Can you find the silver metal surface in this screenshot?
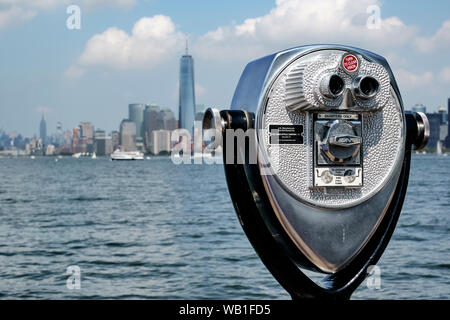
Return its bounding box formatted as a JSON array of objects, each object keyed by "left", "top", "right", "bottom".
[
  {"left": 282, "top": 51, "right": 390, "bottom": 112},
  {"left": 203, "top": 107, "right": 223, "bottom": 150},
  {"left": 230, "top": 45, "right": 406, "bottom": 273},
  {"left": 352, "top": 75, "right": 380, "bottom": 100},
  {"left": 260, "top": 51, "right": 404, "bottom": 207},
  {"left": 319, "top": 74, "right": 345, "bottom": 100},
  {"left": 415, "top": 111, "right": 430, "bottom": 150}
]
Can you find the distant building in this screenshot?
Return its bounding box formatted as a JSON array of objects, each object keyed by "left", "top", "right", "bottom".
[
  {"left": 79, "top": 122, "right": 94, "bottom": 141},
  {"left": 196, "top": 104, "right": 206, "bottom": 113},
  {"left": 195, "top": 105, "right": 205, "bottom": 122},
  {"left": 129, "top": 104, "right": 145, "bottom": 151},
  {"left": 55, "top": 122, "right": 64, "bottom": 146},
  {"left": 144, "top": 104, "right": 160, "bottom": 150},
  {"left": 72, "top": 128, "right": 80, "bottom": 153},
  {"left": 78, "top": 137, "right": 88, "bottom": 153},
  {"left": 79, "top": 122, "right": 94, "bottom": 153},
  {"left": 412, "top": 104, "right": 426, "bottom": 114},
  {"left": 446, "top": 98, "right": 450, "bottom": 148},
  {"left": 438, "top": 106, "right": 448, "bottom": 125},
  {"left": 25, "top": 137, "right": 42, "bottom": 155},
  {"left": 111, "top": 130, "right": 120, "bottom": 151},
  {"left": 440, "top": 124, "right": 447, "bottom": 142},
  {"left": 178, "top": 43, "right": 196, "bottom": 137},
  {"left": 426, "top": 113, "right": 441, "bottom": 148},
  {"left": 45, "top": 144, "right": 55, "bottom": 156},
  {"left": 144, "top": 105, "right": 176, "bottom": 152},
  {"left": 157, "top": 108, "right": 177, "bottom": 131},
  {"left": 94, "top": 130, "right": 112, "bottom": 156},
  {"left": 39, "top": 114, "right": 47, "bottom": 144},
  {"left": 119, "top": 119, "right": 136, "bottom": 151},
  {"left": 129, "top": 104, "right": 144, "bottom": 138},
  {"left": 152, "top": 130, "right": 171, "bottom": 155},
  {"left": 94, "top": 129, "right": 104, "bottom": 139}
]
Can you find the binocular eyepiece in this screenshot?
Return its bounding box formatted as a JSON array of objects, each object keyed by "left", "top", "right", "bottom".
[
  {"left": 203, "top": 45, "right": 429, "bottom": 299},
  {"left": 319, "top": 73, "right": 380, "bottom": 101},
  {"left": 352, "top": 75, "right": 380, "bottom": 99}
]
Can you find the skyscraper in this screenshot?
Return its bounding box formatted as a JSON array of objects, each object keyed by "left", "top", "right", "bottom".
[
  {"left": 119, "top": 120, "right": 137, "bottom": 152},
  {"left": 94, "top": 130, "right": 112, "bottom": 156},
  {"left": 425, "top": 113, "right": 441, "bottom": 148},
  {"left": 438, "top": 106, "right": 448, "bottom": 124},
  {"left": 446, "top": 98, "right": 450, "bottom": 148},
  {"left": 152, "top": 130, "right": 172, "bottom": 155},
  {"left": 128, "top": 104, "right": 145, "bottom": 138},
  {"left": 178, "top": 42, "right": 196, "bottom": 137},
  {"left": 144, "top": 104, "right": 160, "bottom": 149},
  {"left": 157, "top": 108, "right": 177, "bottom": 131},
  {"left": 55, "top": 122, "right": 63, "bottom": 146},
  {"left": 79, "top": 122, "right": 94, "bottom": 141},
  {"left": 39, "top": 114, "right": 47, "bottom": 144},
  {"left": 111, "top": 130, "right": 120, "bottom": 151},
  {"left": 79, "top": 122, "right": 95, "bottom": 153},
  {"left": 412, "top": 104, "right": 426, "bottom": 114},
  {"left": 129, "top": 103, "right": 145, "bottom": 151}
]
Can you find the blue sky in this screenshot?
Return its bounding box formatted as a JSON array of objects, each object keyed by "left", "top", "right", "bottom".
[{"left": 0, "top": 0, "right": 449, "bottom": 137}]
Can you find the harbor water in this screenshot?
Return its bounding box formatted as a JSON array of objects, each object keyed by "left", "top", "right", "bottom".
[{"left": 0, "top": 155, "right": 448, "bottom": 299}]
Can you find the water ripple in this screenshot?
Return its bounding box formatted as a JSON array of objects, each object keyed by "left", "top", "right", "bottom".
[{"left": 0, "top": 155, "right": 447, "bottom": 299}]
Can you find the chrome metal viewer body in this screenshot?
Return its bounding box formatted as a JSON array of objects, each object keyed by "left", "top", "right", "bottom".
[{"left": 203, "top": 44, "right": 429, "bottom": 299}]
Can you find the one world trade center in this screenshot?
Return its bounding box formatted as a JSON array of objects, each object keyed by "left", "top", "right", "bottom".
[{"left": 178, "top": 42, "right": 196, "bottom": 138}]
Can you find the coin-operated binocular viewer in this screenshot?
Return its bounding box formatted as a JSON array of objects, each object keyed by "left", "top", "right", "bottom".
[{"left": 203, "top": 45, "right": 429, "bottom": 299}]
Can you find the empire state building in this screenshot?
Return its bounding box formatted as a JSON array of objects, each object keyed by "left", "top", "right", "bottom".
[{"left": 40, "top": 113, "right": 47, "bottom": 144}]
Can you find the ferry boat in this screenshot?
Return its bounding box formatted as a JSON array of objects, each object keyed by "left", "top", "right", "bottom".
[{"left": 110, "top": 150, "right": 144, "bottom": 161}]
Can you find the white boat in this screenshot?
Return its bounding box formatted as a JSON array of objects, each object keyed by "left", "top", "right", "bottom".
[
  {"left": 92, "top": 152, "right": 97, "bottom": 159},
  {"left": 72, "top": 153, "right": 82, "bottom": 158},
  {"left": 111, "top": 150, "right": 144, "bottom": 161}
]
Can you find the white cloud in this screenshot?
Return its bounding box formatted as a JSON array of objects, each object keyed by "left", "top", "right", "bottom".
[
  {"left": 0, "top": 6, "right": 36, "bottom": 31},
  {"left": 438, "top": 67, "right": 450, "bottom": 83},
  {"left": 0, "top": 0, "right": 60, "bottom": 10},
  {"left": 394, "top": 69, "right": 434, "bottom": 91},
  {"left": 0, "top": 0, "right": 136, "bottom": 10},
  {"left": 79, "top": 0, "right": 136, "bottom": 10},
  {"left": 74, "top": 15, "right": 184, "bottom": 70},
  {"left": 194, "top": 0, "right": 418, "bottom": 61},
  {"left": 64, "top": 65, "right": 85, "bottom": 78},
  {"left": 0, "top": 0, "right": 136, "bottom": 31},
  {"left": 414, "top": 20, "right": 450, "bottom": 53}
]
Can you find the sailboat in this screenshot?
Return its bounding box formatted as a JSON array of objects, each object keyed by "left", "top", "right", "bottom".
[
  {"left": 437, "top": 141, "right": 442, "bottom": 155},
  {"left": 92, "top": 152, "right": 97, "bottom": 159}
]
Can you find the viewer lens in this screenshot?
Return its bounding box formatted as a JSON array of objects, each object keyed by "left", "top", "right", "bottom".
[{"left": 329, "top": 75, "right": 344, "bottom": 95}]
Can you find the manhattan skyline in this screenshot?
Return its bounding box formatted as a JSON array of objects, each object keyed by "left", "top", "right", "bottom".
[{"left": 1, "top": 0, "right": 450, "bottom": 137}]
